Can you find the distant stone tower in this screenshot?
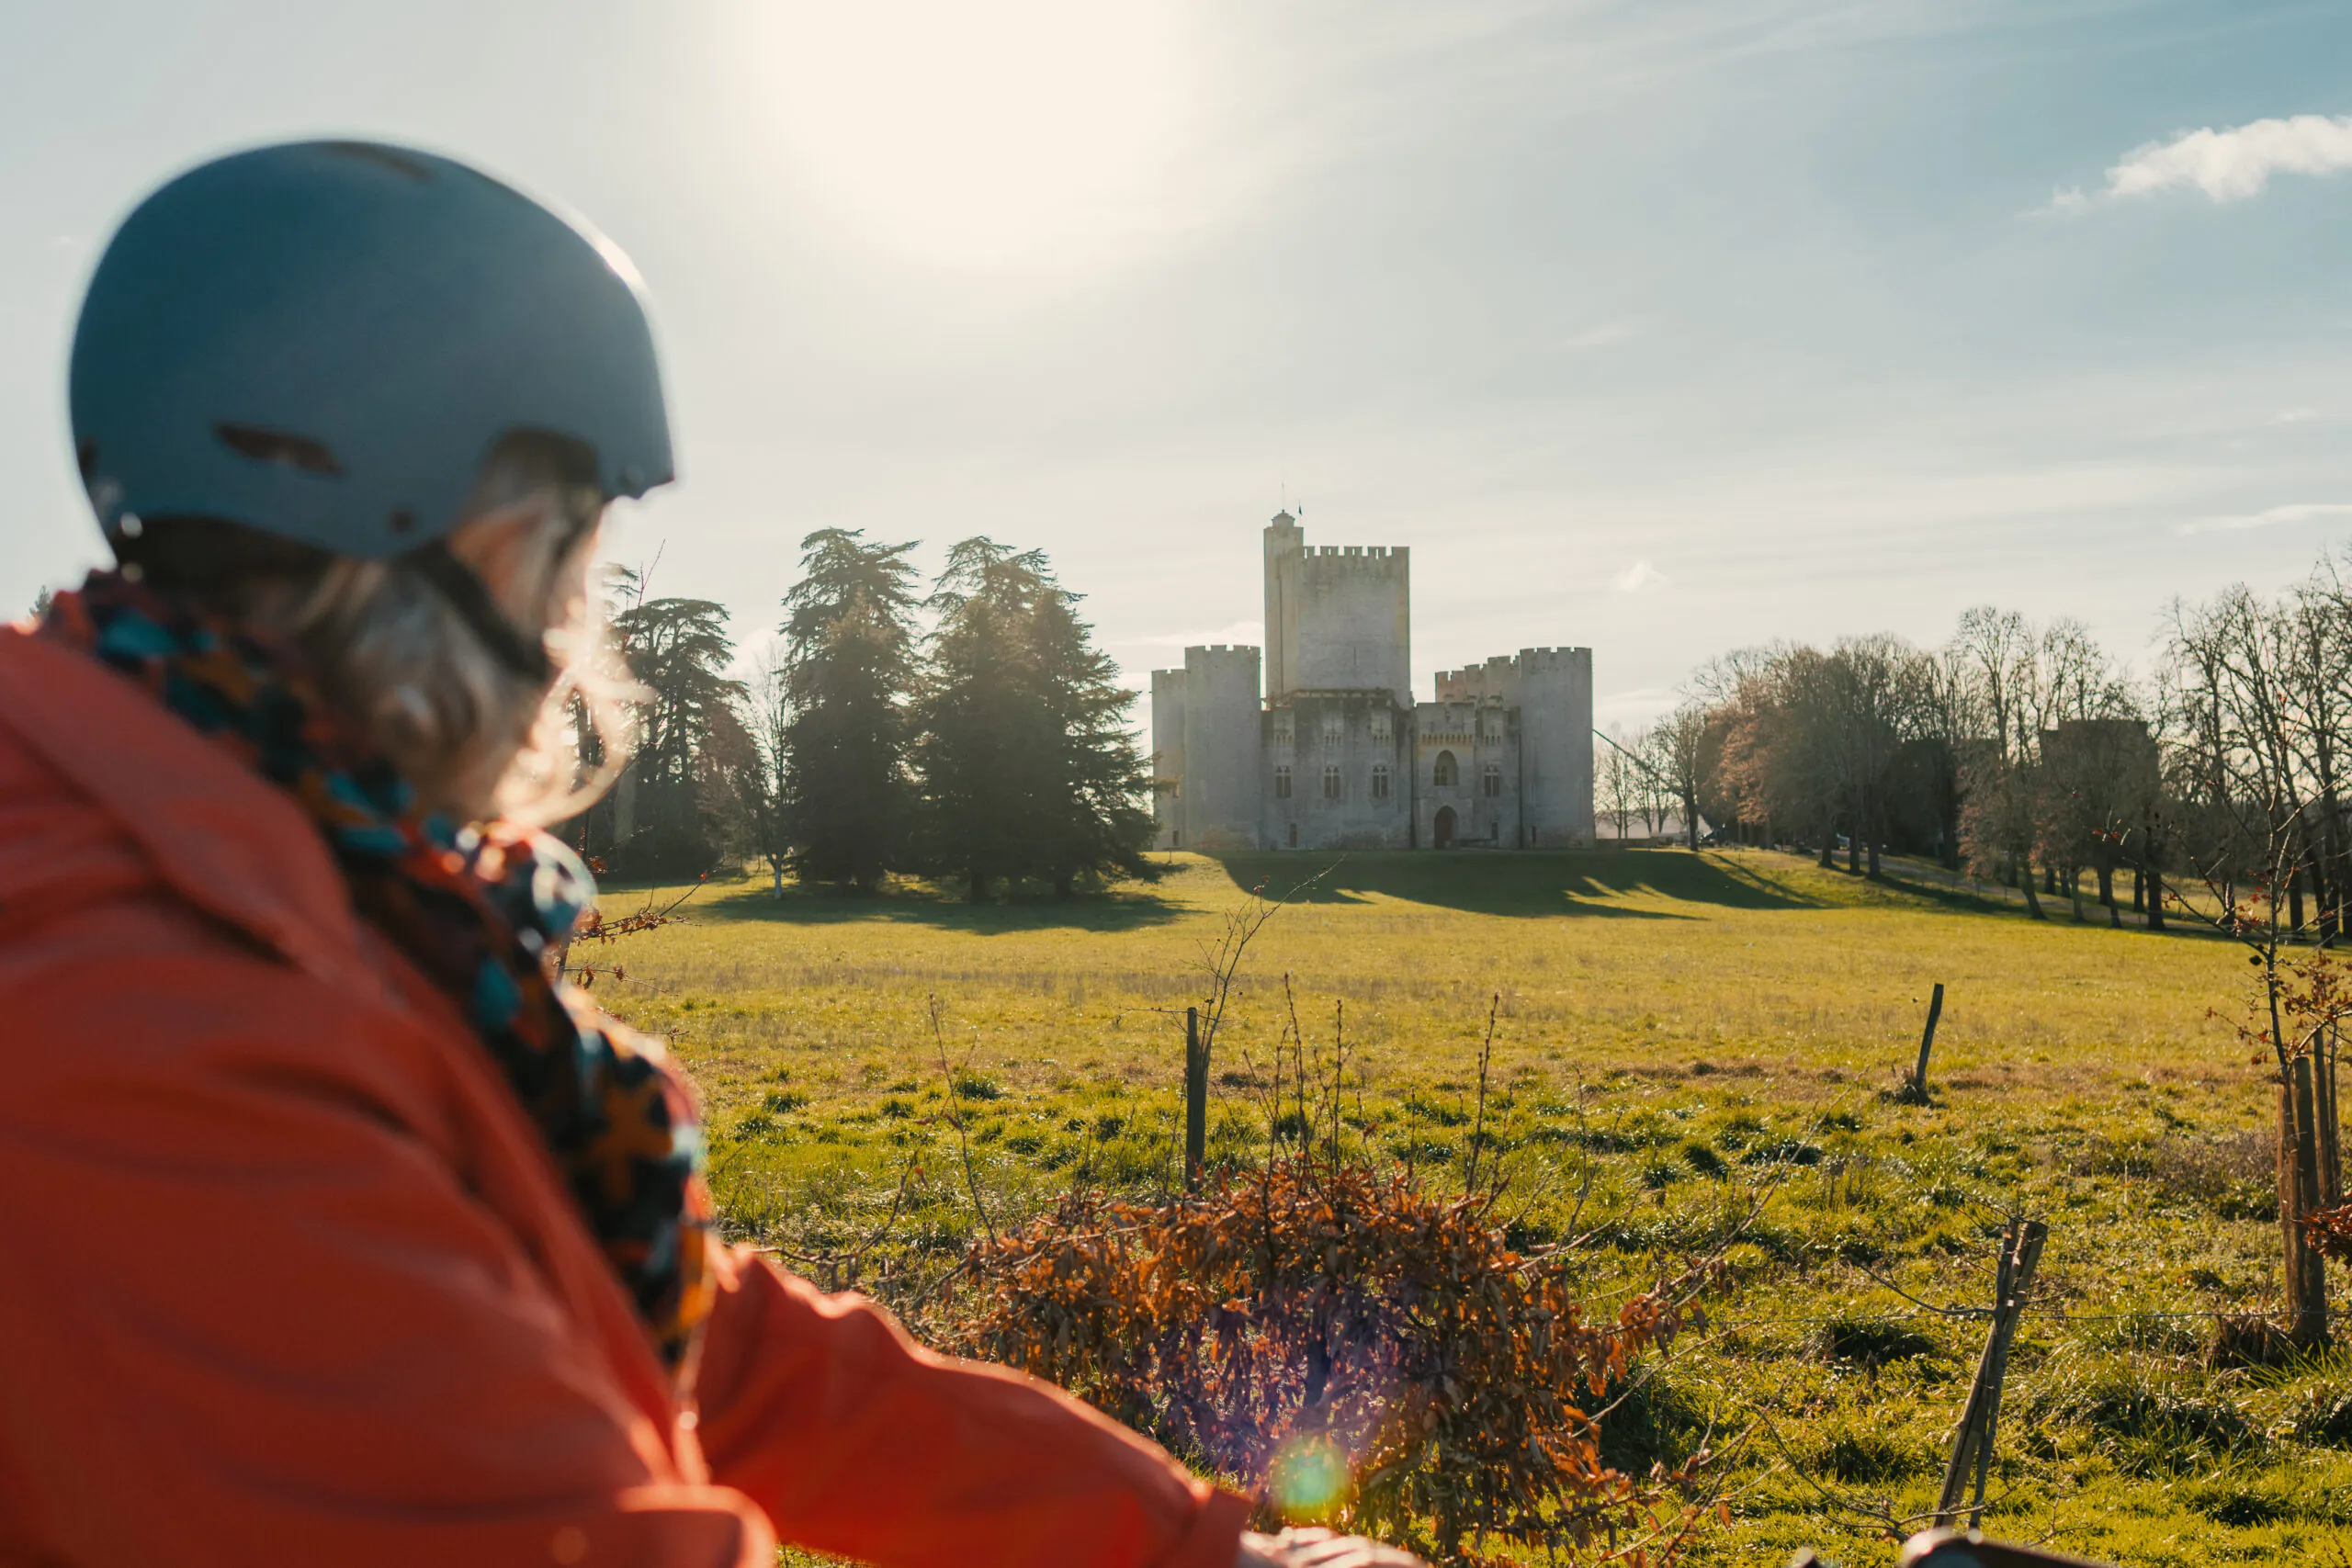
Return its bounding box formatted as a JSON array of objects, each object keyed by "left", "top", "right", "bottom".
[
  {"left": 1152, "top": 645, "right": 1261, "bottom": 852},
  {"left": 1154, "top": 511, "right": 1593, "bottom": 852},
  {"left": 1514, "top": 648, "right": 1594, "bottom": 849}
]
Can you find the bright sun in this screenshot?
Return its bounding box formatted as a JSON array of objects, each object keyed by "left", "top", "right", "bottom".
[{"left": 750, "top": 0, "right": 1191, "bottom": 267}]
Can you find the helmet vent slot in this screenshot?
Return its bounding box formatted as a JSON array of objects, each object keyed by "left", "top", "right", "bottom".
[
  {"left": 215, "top": 423, "right": 344, "bottom": 478},
  {"left": 318, "top": 142, "right": 434, "bottom": 182}
]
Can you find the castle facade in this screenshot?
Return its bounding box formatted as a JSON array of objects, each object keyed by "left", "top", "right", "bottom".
[{"left": 1152, "top": 512, "right": 1594, "bottom": 852}]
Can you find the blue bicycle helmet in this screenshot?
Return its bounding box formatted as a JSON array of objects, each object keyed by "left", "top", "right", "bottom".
[{"left": 71, "top": 137, "right": 673, "bottom": 580}]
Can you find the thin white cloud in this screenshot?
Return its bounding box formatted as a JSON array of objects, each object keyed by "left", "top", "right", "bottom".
[
  {"left": 2062, "top": 114, "right": 2352, "bottom": 209},
  {"left": 1611, "top": 559, "right": 1668, "bottom": 593},
  {"left": 1125, "top": 619, "right": 1264, "bottom": 648},
  {"left": 2177, "top": 502, "right": 2352, "bottom": 536},
  {"left": 2275, "top": 406, "right": 2322, "bottom": 424},
  {"left": 1553, "top": 319, "right": 1645, "bottom": 352}
]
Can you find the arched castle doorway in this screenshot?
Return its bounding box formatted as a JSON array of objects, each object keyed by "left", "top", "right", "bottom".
[{"left": 1433, "top": 807, "right": 1456, "bottom": 849}]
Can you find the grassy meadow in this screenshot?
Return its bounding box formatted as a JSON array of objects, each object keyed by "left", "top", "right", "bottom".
[{"left": 592, "top": 849, "right": 2352, "bottom": 1566}]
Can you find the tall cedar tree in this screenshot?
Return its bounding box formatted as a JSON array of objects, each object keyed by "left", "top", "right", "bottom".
[
  {"left": 609, "top": 577, "right": 746, "bottom": 880},
  {"left": 911, "top": 540, "right": 1053, "bottom": 901},
  {"left": 910, "top": 539, "right": 1156, "bottom": 900},
  {"left": 777, "top": 529, "right": 921, "bottom": 891},
  {"left": 1028, "top": 573, "right": 1159, "bottom": 897}
]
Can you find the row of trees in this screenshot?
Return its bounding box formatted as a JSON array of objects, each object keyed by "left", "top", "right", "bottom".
[
  {"left": 566, "top": 531, "right": 1154, "bottom": 901},
  {"left": 1609, "top": 611, "right": 2159, "bottom": 924},
  {"left": 1605, "top": 547, "right": 2352, "bottom": 941}
]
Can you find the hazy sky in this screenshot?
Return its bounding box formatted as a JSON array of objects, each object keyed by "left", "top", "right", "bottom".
[{"left": 6, "top": 0, "right": 2352, "bottom": 728}]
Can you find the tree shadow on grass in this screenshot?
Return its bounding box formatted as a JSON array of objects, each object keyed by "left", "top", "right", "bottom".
[
  {"left": 1866, "top": 860, "right": 2230, "bottom": 938},
  {"left": 667, "top": 875, "right": 1192, "bottom": 935},
  {"left": 1864, "top": 864, "right": 2028, "bottom": 918},
  {"left": 1209, "top": 848, "right": 1825, "bottom": 919}
]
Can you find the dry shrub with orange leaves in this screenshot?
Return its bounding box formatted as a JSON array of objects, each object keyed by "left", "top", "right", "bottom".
[
  {"left": 2305, "top": 1199, "right": 2352, "bottom": 1261},
  {"left": 948, "top": 1157, "right": 1726, "bottom": 1563}
]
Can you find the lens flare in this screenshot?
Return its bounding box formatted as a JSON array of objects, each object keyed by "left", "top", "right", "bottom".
[{"left": 1268, "top": 1433, "right": 1350, "bottom": 1523}]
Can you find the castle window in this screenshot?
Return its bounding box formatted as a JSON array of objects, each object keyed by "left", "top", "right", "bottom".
[
  {"left": 1273, "top": 763, "right": 1292, "bottom": 799},
  {"left": 1371, "top": 712, "right": 1392, "bottom": 743},
  {"left": 1432, "top": 750, "right": 1457, "bottom": 788},
  {"left": 1371, "top": 763, "right": 1391, "bottom": 800},
  {"left": 1320, "top": 712, "right": 1343, "bottom": 746},
  {"left": 1287, "top": 822, "right": 1299, "bottom": 848},
  {"left": 1481, "top": 762, "right": 1502, "bottom": 798},
  {"left": 1482, "top": 710, "right": 1504, "bottom": 739},
  {"left": 1322, "top": 765, "right": 1343, "bottom": 801}
]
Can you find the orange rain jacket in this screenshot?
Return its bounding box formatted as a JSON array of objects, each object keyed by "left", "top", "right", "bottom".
[{"left": 0, "top": 626, "right": 1249, "bottom": 1568}]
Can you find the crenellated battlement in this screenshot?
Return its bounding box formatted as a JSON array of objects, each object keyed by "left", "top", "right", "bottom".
[
  {"left": 1303, "top": 543, "right": 1408, "bottom": 572},
  {"left": 1183, "top": 643, "right": 1262, "bottom": 667}
]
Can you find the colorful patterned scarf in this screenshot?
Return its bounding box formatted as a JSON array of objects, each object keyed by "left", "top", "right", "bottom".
[{"left": 41, "top": 571, "right": 714, "bottom": 1377}]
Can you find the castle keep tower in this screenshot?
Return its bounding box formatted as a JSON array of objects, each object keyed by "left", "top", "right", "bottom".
[
  {"left": 1263, "top": 511, "right": 1411, "bottom": 707},
  {"left": 1154, "top": 513, "right": 1593, "bottom": 852}
]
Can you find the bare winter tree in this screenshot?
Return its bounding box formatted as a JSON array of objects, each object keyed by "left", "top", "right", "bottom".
[
  {"left": 2169, "top": 585, "right": 2312, "bottom": 920},
  {"left": 2281, "top": 572, "right": 2352, "bottom": 939},
  {"left": 1635, "top": 724, "right": 1674, "bottom": 840},
  {"left": 1655, "top": 702, "right": 1710, "bottom": 851},
  {"left": 1601, "top": 730, "right": 1638, "bottom": 841},
  {"left": 1956, "top": 606, "right": 2048, "bottom": 918},
  {"left": 741, "top": 643, "right": 794, "bottom": 897}
]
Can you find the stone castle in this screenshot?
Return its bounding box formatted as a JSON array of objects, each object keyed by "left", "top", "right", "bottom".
[{"left": 1151, "top": 511, "right": 1595, "bottom": 852}]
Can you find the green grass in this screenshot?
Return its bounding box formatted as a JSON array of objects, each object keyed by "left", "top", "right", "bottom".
[{"left": 590, "top": 848, "right": 2352, "bottom": 1566}]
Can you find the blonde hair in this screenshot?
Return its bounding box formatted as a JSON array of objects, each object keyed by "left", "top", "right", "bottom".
[{"left": 126, "top": 432, "right": 628, "bottom": 825}]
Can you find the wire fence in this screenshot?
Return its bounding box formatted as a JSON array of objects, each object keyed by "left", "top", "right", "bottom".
[{"left": 1702, "top": 1303, "right": 2275, "bottom": 1331}]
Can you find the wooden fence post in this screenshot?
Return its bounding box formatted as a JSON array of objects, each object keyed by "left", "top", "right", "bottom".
[
  {"left": 1908, "top": 983, "right": 1945, "bottom": 1101},
  {"left": 2286, "top": 1053, "right": 2329, "bottom": 1347},
  {"left": 1936, "top": 1216, "right": 2047, "bottom": 1529},
  {"left": 1184, "top": 1006, "right": 1207, "bottom": 1191}
]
